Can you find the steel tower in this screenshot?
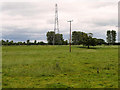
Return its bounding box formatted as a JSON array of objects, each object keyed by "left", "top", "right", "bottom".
[
  {"left": 53, "top": 4, "right": 59, "bottom": 45},
  {"left": 54, "top": 4, "right": 59, "bottom": 34}
]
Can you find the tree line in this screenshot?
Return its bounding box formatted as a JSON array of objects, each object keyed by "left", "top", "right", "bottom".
[
  {"left": 1, "top": 40, "right": 47, "bottom": 46},
  {"left": 0, "top": 30, "right": 117, "bottom": 47},
  {"left": 46, "top": 31, "right": 106, "bottom": 48}
]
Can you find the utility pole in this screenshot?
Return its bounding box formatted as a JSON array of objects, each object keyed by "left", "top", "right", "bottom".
[{"left": 68, "top": 20, "right": 73, "bottom": 52}]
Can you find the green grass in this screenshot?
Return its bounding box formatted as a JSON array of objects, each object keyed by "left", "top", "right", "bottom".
[{"left": 2, "top": 45, "right": 118, "bottom": 88}]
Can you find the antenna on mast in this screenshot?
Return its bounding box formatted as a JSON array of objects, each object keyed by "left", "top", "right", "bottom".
[
  {"left": 53, "top": 3, "right": 59, "bottom": 45},
  {"left": 54, "top": 3, "right": 59, "bottom": 34}
]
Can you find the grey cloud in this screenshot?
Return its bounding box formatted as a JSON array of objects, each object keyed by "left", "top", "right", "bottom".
[
  {"left": 2, "top": 26, "right": 48, "bottom": 41},
  {"left": 2, "top": 2, "right": 54, "bottom": 16},
  {"left": 1, "top": 1, "right": 118, "bottom": 42},
  {"left": 47, "top": 19, "right": 54, "bottom": 24},
  {"left": 93, "top": 19, "right": 117, "bottom": 26}
]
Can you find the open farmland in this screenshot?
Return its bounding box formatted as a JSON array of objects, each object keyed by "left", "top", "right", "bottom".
[{"left": 2, "top": 45, "right": 118, "bottom": 88}]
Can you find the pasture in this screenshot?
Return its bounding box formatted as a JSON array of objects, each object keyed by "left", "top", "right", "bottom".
[{"left": 2, "top": 45, "right": 118, "bottom": 88}]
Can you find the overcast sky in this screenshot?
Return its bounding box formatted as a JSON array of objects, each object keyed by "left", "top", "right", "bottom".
[{"left": 0, "top": 0, "right": 118, "bottom": 42}]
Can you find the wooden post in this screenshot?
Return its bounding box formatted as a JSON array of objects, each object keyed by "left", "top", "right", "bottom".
[
  {"left": 68, "top": 20, "right": 73, "bottom": 52},
  {"left": 70, "top": 21, "right": 71, "bottom": 52}
]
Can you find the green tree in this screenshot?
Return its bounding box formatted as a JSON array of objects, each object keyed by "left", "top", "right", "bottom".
[
  {"left": 55, "top": 34, "right": 64, "bottom": 45},
  {"left": 111, "top": 30, "right": 116, "bottom": 44},
  {"left": 91, "top": 38, "right": 97, "bottom": 46},
  {"left": 9, "top": 40, "right": 14, "bottom": 45},
  {"left": 72, "top": 31, "right": 79, "bottom": 45},
  {"left": 106, "top": 30, "right": 116, "bottom": 44},
  {"left": 82, "top": 32, "right": 88, "bottom": 46},
  {"left": 63, "top": 40, "right": 68, "bottom": 45},
  {"left": 27, "top": 40, "right": 30, "bottom": 45},
  {"left": 97, "top": 39, "right": 106, "bottom": 45},
  {"left": 83, "top": 33, "right": 97, "bottom": 48},
  {"left": 34, "top": 40, "right": 37, "bottom": 45},
  {"left": 46, "top": 31, "right": 64, "bottom": 45},
  {"left": 106, "top": 30, "right": 112, "bottom": 44},
  {"left": 72, "top": 31, "right": 86, "bottom": 45},
  {"left": 46, "top": 31, "right": 55, "bottom": 45},
  {"left": 1, "top": 40, "right": 5, "bottom": 45},
  {"left": 6, "top": 40, "right": 9, "bottom": 45},
  {"left": 23, "top": 42, "right": 26, "bottom": 45},
  {"left": 39, "top": 41, "right": 46, "bottom": 45},
  {"left": 18, "top": 42, "right": 22, "bottom": 45}
]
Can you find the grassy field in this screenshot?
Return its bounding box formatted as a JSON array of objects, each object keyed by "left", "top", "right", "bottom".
[{"left": 2, "top": 45, "right": 118, "bottom": 88}]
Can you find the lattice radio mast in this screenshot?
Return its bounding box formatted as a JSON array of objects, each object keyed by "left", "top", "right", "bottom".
[{"left": 53, "top": 4, "right": 59, "bottom": 45}]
